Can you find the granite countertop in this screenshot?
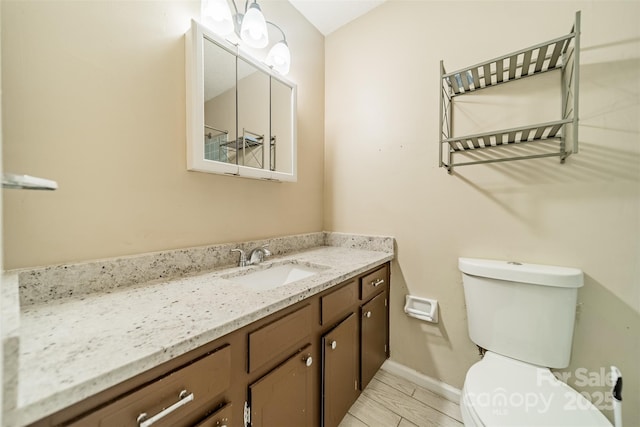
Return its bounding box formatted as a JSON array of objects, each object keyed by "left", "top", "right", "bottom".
[{"left": 3, "top": 233, "right": 394, "bottom": 427}]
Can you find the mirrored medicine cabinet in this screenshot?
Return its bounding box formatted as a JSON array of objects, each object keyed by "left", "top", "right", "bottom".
[{"left": 186, "top": 19, "right": 297, "bottom": 181}]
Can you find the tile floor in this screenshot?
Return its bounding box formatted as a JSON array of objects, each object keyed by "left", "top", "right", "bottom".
[{"left": 339, "top": 369, "right": 464, "bottom": 427}]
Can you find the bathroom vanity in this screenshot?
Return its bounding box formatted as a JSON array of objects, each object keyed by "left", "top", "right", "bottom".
[{"left": 2, "top": 233, "right": 393, "bottom": 427}]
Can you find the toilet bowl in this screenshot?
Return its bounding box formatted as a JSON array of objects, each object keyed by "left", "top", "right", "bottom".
[
  {"left": 460, "top": 352, "right": 611, "bottom": 426},
  {"left": 459, "top": 258, "right": 613, "bottom": 427}
]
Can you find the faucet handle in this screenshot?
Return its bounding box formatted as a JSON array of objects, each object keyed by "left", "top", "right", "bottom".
[
  {"left": 261, "top": 244, "right": 272, "bottom": 257},
  {"left": 231, "top": 248, "right": 247, "bottom": 267}
]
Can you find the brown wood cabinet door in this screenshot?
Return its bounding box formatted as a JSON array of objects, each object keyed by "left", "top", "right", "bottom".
[
  {"left": 360, "top": 292, "right": 387, "bottom": 390},
  {"left": 249, "top": 345, "right": 314, "bottom": 427},
  {"left": 322, "top": 314, "right": 358, "bottom": 427}
]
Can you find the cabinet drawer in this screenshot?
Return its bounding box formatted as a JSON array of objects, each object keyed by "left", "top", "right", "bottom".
[
  {"left": 249, "top": 304, "right": 312, "bottom": 373},
  {"left": 321, "top": 280, "right": 358, "bottom": 325},
  {"left": 69, "top": 345, "right": 231, "bottom": 427},
  {"left": 194, "top": 402, "right": 232, "bottom": 427},
  {"left": 360, "top": 264, "right": 388, "bottom": 301}
]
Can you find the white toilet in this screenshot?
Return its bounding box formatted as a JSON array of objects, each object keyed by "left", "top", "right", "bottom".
[{"left": 459, "top": 257, "right": 612, "bottom": 426}]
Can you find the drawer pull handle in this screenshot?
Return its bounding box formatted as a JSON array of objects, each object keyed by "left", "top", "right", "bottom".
[
  {"left": 364, "top": 311, "right": 372, "bottom": 318},
  {"left": 371, "top": 279, "right": 385, "bottom": 287},
  {"left": 137, "top": 390, "right": 194, "bottom": 427},
  {"left": 304, "top": 355, "right": 313, "bottom": 367},
  {"left": 330, "top": 340, "right": 337, "bottom": 350}
]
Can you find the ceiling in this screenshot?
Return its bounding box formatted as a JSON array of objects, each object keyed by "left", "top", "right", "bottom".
[{"left": 288, "top": 0, "right": 386, "bottom": 36}]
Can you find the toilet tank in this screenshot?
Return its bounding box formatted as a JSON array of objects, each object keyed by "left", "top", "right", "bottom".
[{"left": 459, "top": 258, "right": 583, "bottom": 368}]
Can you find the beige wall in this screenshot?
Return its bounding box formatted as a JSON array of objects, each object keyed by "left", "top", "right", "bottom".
[
  {"left": 1, "top": 0, "right": 324, "bottom": 269},
  {"left": 325, "top": 1, "right": 639, "bottom": 424}
]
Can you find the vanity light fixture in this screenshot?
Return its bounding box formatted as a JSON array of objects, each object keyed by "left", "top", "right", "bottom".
[
  {"left": 265, "top": 23, "right": 290, "bottom": 75},
  {"left": 240, "top": 1, "right": 268, "bottom": 48},
  {"left": 201, "top": 0, "right": 234, "bottom": 35},
  {"left": 201, "top": 0, "right": 292, "bottom": 75}
]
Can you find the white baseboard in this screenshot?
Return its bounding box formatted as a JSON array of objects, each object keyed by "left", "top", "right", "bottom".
[{"left": 381, "top": 359, "right": 462, "bottom": 404}]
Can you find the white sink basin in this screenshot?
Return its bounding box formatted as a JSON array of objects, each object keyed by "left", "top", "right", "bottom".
[{"left": 225, "top": 263, "right": 326, "bottom": 291}]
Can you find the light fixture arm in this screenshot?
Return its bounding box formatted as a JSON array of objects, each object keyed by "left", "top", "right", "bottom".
[
  {"left": 225, "top": 0, "right": 241, "bottom": 30},
  {"left": 228, "top": 0, "right": 239, "bottom": 15},
  {"left": 266, "top": 21, "right": 287, "bottom": 43}
]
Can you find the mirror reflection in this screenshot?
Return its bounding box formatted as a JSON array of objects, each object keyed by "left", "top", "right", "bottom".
[
  {"left": 203, "top": 36, "right": 236, "bottom": 165},
  {"left": 237, "top": 58, "right": 270, "bottom": 169}
]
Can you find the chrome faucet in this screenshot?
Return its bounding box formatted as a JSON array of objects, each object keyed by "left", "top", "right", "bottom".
[
  {"left": 231, "top": 244, "right": 271, "bottom": 267},
  {"left": 248, "top": 244, "right": 271, "bottom": 265}
]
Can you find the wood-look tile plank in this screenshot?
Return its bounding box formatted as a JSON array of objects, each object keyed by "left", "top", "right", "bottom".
[
  {"left": 412, "top": 386, "right": 463, "bottom": 423},
  {"left": 363, "top": 379, "right": 462, "bottom": 427},
  {"left": 338, "top": 413, "right": 369, "bottom": 427},
  {"left": 375, "top": 369, "right": 417, "bottom": 396},
  {"left": 347, "top": 392, "right": 402, "bottom": 427},
  {"left": 398, "top": 419, "right": 420, "bottom": 427}
]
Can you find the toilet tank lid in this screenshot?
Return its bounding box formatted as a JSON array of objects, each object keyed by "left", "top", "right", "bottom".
[{"left": 459, "top": 258, "right": 584, "bottom": 288}]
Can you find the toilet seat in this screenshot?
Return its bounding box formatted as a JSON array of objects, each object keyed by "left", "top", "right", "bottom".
[{"left": 461, "top": 352, "right": 612, "bottom": 427}]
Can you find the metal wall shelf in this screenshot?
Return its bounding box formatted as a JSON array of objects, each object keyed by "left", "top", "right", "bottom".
[{"left": 439, "top": 11, "right": 581, "bottom": 173}]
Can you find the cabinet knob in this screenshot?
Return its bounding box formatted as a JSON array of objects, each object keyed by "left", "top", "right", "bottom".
[
  {"left": 329, "top": 340, "right": 337, "bottom": 350},
  {"left": 303, "top": 355, "right": 313, "bottom": 367},
  {"left": 364, "top": 311, "right": 372, "bottom": 318}
]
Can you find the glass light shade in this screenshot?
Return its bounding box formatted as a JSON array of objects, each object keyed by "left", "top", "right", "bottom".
[
  {"left": 265, "top": 40, "right": 291, "bottom": 75},
  {"left": 201, "top": 0, "right": 234, "bottom": 35},
  {"left": 240, "top": 3, "right": 268, "bottom": 48}
]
